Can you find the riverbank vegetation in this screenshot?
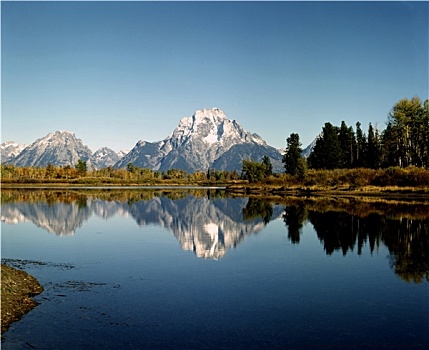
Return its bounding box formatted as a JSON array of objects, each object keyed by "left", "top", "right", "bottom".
[
  {"left": 231, "top": 166, "right": 429, "bottom": 194},
  {"left": 237, "top": 97, "right": 429, "bottom": 194},
  {"left": 0, "top": 163, "right": 240, "bottom": 185}
]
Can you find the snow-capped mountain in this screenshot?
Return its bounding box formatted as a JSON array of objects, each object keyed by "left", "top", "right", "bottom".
[
  {"left": 301, "top": 136, "right": 319, "bottom": 158},
  {"left": 3, "top": 108, "right": 318, "bottom": 172},
  {"left": 116, "top": 108, "right": 284, "bottom": 172},
  {"left": 12, "top": 131, "right": 94, "bottom": 168},
  {"left": 117, "top": 150, "right": 129, "bottom": 159},
  {"left": 1, "top": 141, "right": 27, "bottom": 163},
  {"left": 93, "top": 147, "right": 120, "bottom": 169}
]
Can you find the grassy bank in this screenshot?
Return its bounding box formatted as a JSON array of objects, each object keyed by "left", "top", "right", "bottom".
[
  {"left": 1, "top": 264, "right": 43, "bottom": 334},
  {"left": 227, "top": 167, "right": 429, "bottom": 197},
  {"left": 2, "top": 167, "right": 429, "bottom": 196}
]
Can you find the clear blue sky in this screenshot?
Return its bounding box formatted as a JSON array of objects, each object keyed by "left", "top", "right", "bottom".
[{"left": 2, "top": 1, "right": 428, "bottom": 152}]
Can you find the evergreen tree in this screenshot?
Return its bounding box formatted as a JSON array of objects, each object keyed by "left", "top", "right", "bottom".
[
  {"left": 283, "top": 133, "right": 304, "bottom": 176},
  {"left": 422, "top": 99, "right": 429, "bottom": 167},
  {"left": 308, "top": 123, "right": 342, "bottom": 169},
  {"left": 355, "top": 122, "right": 367, "bottom": 167},
  {"left": 338, "top": 121, "right": 356, "bottom": 168},
  {"left": 75, "top": 159, "right": 87, "bottom": 177},
  {"left": 262, "top": 156, "right": 273, "bottom": 177},
  {"left": 366, "top": 123, "right": 381, "bottom": 169}
]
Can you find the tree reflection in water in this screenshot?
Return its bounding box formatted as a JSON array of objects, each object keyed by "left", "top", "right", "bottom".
[
  {"left": 280, "top": 199, "right": 429, "bottom": 284},
  {"left": 2, "top": 189, "right": 428, "bottom": 283},
  {"left": 242, "top": 198, "right": 273, "bottom": 225},
  {"left": 282, "top": 203, "right": 307, "bottom": 244}
]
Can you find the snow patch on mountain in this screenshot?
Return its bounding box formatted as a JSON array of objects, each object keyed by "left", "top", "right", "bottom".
[
  {"left": 93, "top": 147, "right": 120, "bottom": 169},
  {"left": 12, "top": 131, "right": 94, "bottom": 168},
  {"left": 1, "top": 141, "right": 27, "bottom": 163},
  {"left": 115, "top": 108, "right": 284, "bottom": 172}
]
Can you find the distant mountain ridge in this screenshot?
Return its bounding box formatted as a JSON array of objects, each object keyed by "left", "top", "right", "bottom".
[
  {"left": 2, "top": 131, "right": 126, "bottom": 169},
  {"left": 1, "top": 141, "right": 27, "bottom": 163},
  {"left": 1, "top": 108, "right": 315, "bottom": 171}
]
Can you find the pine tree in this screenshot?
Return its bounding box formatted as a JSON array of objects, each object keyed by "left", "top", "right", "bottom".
[
  {"left": 355, "top": 122, "right": 367, "bottom": 167},
  {"left": 338, "top": 121, "right": 355, "bottom": 168},
  {"left": 366, "top": 123, "right": 381, "bottom": 169},
  {"left": 422, "top": 99, "right": 429, "bottom": 167},
  {"left": 283, "top": 133, "right": 305, "bottom": 176},
  {"left": 262, "top": 156, "right": 273, "bottom": 177},
  {"left": 308, "top": 123, "right": 342, "bottom": 169},
  {"left": 75, "top": 159, "right": 87, "bottom": 177}
]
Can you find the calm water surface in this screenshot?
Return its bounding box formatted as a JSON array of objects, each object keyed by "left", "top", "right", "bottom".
[{"left": 1, "top": 189, "right": 428, "bottom": 349}]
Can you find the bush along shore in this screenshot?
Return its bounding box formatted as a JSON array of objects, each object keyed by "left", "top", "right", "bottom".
[
  {"left": 227, "top": 167, "right": 429, "bottom": 197},
  {"left": 1, "top": 163, "right": 429, "bottom": 197},
  {"left": 1, "top": 264, "right": 43, "bottom": 334}
]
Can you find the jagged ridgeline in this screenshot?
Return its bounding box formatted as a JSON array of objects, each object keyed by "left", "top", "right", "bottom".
[{"left": 1, "top": 108, "right": 284, "bottom": 172}]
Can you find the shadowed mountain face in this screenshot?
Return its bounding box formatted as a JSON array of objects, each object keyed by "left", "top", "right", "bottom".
[
  {"left": 115, "top": 108, "right": 284, "bottom": 172},
  {"left": 1, "top": 195, "right": 283, "bottom": 260}
]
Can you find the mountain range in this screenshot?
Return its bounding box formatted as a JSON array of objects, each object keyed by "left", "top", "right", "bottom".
[
  {"left": 1, "top": 108, "right": 312, "bottom": 172},
  {"left": 1, "top": 195, "right": 284, "bottom": 259}
]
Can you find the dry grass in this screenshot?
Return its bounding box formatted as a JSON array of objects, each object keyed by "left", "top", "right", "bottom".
[{"left": 1, "top": 264, "right": 43, "bottom": 334}]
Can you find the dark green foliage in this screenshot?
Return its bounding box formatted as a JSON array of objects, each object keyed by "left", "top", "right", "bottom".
[
  {"left": 283, "top": 204, "right": 307, "bottom": 244},
  {"left": 366, "top": 123, "right": 382, "bottom": 169},
  {"left": 75, "top": 159, "right": 87, "bottom": 177},
  {"left": 354, "top": 122, "right": 367, "bottom": 168},
  {"left": 240, "top": 159, "right": 267, "bottom": 183},
  {"left": 302, "top": 97, "right": 428, "bottom": 171},
  {"left": 241, "top": 156, "right": 276, "bottom": 183},
  {"left": 262, "top": 156, "right": 273, "bottom": 177},
  {"left": 242, "top": 198, "right": 273, "bottom": 225},
  {"left": 283, "top": 133, "right": 305, "bottom": 177},
  {"left": 338, "top": 121, "right": 356, "bottom": 168},
  {"left": 308, "top": 123, "right": 342, "bottom": 170},
  {"left": 127, "top": 163, "right": 135, "bottom": 173}
]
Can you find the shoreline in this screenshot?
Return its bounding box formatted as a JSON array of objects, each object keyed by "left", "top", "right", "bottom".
[
  {"left": 2, "top": 182, "right": 429, "bottom": 200},
  {"left": 225, "top": 184, "right": 429, "bottom": 199},
  {"left": 1, "top": 264, "right": 44, "bottom": 335}
]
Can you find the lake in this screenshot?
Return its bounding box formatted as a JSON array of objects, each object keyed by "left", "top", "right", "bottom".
[{"left": 1, "top": 188, "right": 428, "bottom": 349}]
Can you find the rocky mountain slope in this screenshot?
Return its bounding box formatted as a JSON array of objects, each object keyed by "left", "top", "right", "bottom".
[
  {"left": 1, "top": 142, "right": 27, "bottom": 163},
  {"left": 92, "top": 147, "right": 120, "bottom": 169},
  {"left": 3, "top": 132, "right": 123, "bottom": 169},
  {"left": 116, "top": 108, "right": 284, "bottom": 172},
  {"left": 301, "top": 136, "right": 319, "bottom": 158},
  {"left": 11, "top": 131, "right": 95, "bottom": 168}
]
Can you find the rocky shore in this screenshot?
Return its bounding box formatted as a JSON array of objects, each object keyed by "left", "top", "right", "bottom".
[{"left": 1, "top": 264, "right": 43, "bottom": 334}]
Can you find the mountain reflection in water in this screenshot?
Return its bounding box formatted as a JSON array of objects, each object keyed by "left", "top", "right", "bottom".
[
  {"left": 1, "top": 189, "right": 428, "bottom": 282},
  {"left": 1, "top": 189, "right": 283, "bottom": 260}
]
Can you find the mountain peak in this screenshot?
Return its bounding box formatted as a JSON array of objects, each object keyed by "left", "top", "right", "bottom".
[
  {"left": 50, "top": 130, "right": 75, "bottom": 137},
  {"left": 193, "top": 108, "right": 227, "bottom": 122},
  {"left": 117, "top": 108, "right": 284, "bottom": 172},
  {"left": 12, "top": 130, "right": 93, "bottom": 168}
]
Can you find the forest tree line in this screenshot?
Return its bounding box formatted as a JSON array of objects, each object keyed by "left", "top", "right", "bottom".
[{"left": 284, "top": 97, "right": 429, "bottom": 175}]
